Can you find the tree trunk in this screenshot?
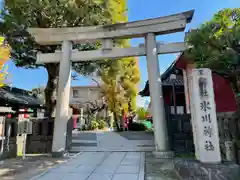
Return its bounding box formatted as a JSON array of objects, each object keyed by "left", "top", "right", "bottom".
[
  {"left": 128, "top": 96, "right": 132, "bottom": 113},
  {"left": 44, "top": 64, "right": 59, "bottom": 118},
  {"left": 113, "top": 112, "right": 120, "bottom": 131}
]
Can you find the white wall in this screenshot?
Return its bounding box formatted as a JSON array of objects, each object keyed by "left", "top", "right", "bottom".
[{"left": 70, "top": 86, "right": 104, "bottom": 113}]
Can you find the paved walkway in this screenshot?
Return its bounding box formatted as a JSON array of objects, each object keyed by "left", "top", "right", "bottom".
[
  {"left": 70, "top": 131, "right": 154, "bottom": 152},
  {"left": 30, "top": 152, "right": 144, "bottom": 180}
]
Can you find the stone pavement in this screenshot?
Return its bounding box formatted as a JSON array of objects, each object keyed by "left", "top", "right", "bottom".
[
  {"left": 0, "top": 155, "right": 69, "bottom": 180},
  {"left": 70, "top": 131, "right": 155, "bottom": 152},
  {"left": 145, "top": 152, "right": 181, "bottom": 180},
  {"left": 30, "top": 151, "right": 144, "bottom": 180}
]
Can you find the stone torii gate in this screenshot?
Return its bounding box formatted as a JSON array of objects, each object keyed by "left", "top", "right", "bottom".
[{"left": 28, "top": 10, "right": 194, "bottom": 157}]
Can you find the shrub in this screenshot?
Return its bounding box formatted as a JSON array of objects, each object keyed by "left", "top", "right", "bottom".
[
  {"left": 98, "top": 119, "right": 106, "bottom": 129},
  {"left": 81, "top": 124, "right": 89, "bottom": 131},
  {"left": 136, "top": 107, "right": 150, "bottom": 120},
  {"left": 128, "top": 122, "right": 148, "bottom": 131},
  {"left": 89, "top": 120, "right": 99, "bottom": 130}
]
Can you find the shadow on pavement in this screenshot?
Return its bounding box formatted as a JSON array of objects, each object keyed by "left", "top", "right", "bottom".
[{"left": 0, "top": 155, "right": 69, "bottom": 180}]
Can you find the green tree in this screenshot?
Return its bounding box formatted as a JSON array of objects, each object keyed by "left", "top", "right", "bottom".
[
  {"left": 186, "top": 8, "right": 240, "bottom": 108},
  {"left": 0, "top": 0, "right": 113, "bottom": 117},
  {"left": 186, "top": 8, "right": 240, "bottom": 161}
]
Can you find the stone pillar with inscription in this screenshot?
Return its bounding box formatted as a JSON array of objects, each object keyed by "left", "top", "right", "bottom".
[{"left": 190, "top": 68, "right": 221, "bottom": 163}]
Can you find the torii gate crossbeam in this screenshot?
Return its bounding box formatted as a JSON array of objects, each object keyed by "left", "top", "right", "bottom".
[{"left": 28, "top": 10, "right": 194, "bottom": 158}]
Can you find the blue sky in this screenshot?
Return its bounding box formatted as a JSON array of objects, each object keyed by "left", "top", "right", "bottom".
[{"left": 4, "top": 0, "right": 240, "bottom": 107}]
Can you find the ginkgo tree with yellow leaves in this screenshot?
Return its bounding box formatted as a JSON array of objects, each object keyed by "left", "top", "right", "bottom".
[
  {"left": 0, "top": 36, "right": 10, "bottom": 87},
  {"left": 97, "top": 0, "right": 140, "bottom": 130}
]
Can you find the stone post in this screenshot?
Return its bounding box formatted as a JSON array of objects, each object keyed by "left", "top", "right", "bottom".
[
  {"left": 145, "top": 33, "right": 173, "bottom": 158},
  {"left": 52, "top": 41, "right": 72, "bottom": 157},
  {"left": 190, "top": 68, "right": 221, "bottom": 163},
  {"left": 80, "top": 108, "right": 84, "bottom": 125},
  {"left": 187, "top": 70, "right": 200, "bottom": 160}
]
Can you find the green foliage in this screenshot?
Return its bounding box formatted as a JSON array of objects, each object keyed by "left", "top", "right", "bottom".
[
  {"left": 128, "top": 122, "right": 148, "bottom": 131},
  {"left": 89, "top": 120, "right": 99, "bottom": 130},
  {"left": 97, "top": 119, "right": 106, "bottom": 129},
  {"left": 136, "top": 107, "right": 149, "bottom": 120},
  {"left": 1, "top": 0, "right": 112, "bottom": 68},
  {"left": 186, "top": 8, "right": 240, "bottom": 77},
  {"left": 0, "top": 0, "right": 117, "bottom": 117}
]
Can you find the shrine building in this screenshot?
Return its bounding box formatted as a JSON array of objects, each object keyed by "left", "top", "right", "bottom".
[{"left": 139, "top": 53, "right": 237, "bottom": 115}]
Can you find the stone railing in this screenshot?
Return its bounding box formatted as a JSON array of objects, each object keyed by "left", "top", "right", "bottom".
[
  {"left": 18, "top": 117, "right": 73, "bottom": 154},
  {"left": 0, "top": 116, "right": 73, "bottom": 158}
]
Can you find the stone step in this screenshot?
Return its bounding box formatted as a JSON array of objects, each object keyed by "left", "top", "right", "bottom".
[
  {"left": 71, "top": 139, "right": 97, "bottom": 143},
  {"left": 71, "top": 142, "right": 98, "bottom": 147},
  {"left": 68, "top": 149, "right": 81, "bottom": 153},
  {"left": 69, "top": 146, "right": 154, "bottom": 152},
  {"left": 71, "top": 138, "right": 98, "bottom": 147}
]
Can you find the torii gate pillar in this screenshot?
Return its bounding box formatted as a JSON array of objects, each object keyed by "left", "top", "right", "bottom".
[
  {"left": 51, "top": 41, "right": 72, "bottom": 157},
  {"left": 146, "top": 33, "right": 172, "bottom": 157}
]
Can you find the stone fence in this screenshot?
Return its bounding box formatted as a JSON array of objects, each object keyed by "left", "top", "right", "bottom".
[
  {"left": 166, "top": 107, "right": 240, "bottom": 164},
  {"left": 0, "top": 118, "right": 18, "bottom": 160},
  {"left": 24, "top": 118, "right": 54, "bottom": 153},
  {"left": 217, "top": 112, "right": 240, "bottom": 163},
  {"left": 18, "top": 117, "right": 73, "bottom": 154}
]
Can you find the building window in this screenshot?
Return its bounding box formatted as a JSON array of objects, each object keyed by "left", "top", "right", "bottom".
[{"left": 73, "top": 90, "right": 80, "bottom": 98}]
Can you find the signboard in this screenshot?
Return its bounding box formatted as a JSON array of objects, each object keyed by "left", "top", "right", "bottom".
[
  {"left": 191, "top": 68, "right": 221, "bottom": 163},
  {"left": 18, "top": 120, "right": 32, "bottom": 134},
  {"left": 18, "top": 119, "right": 32, "bottom": 160}
]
